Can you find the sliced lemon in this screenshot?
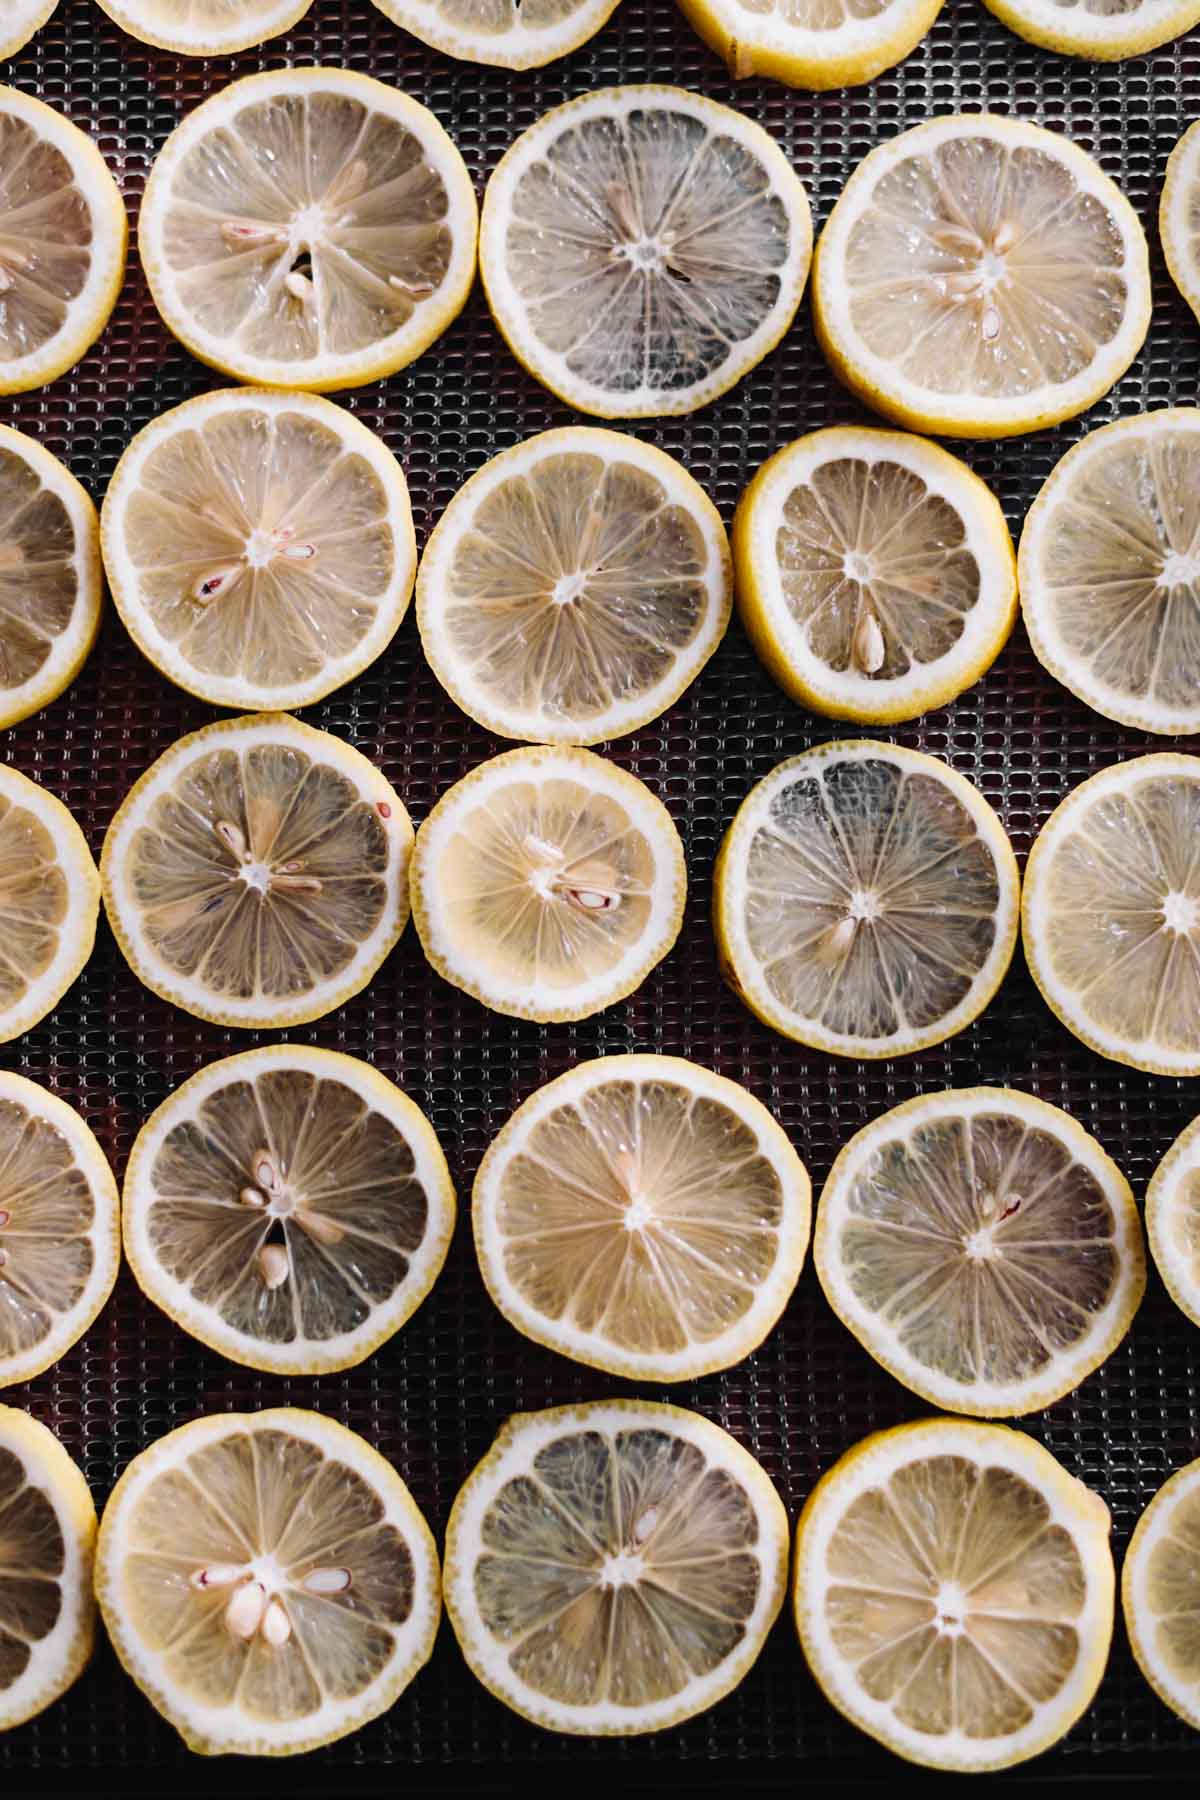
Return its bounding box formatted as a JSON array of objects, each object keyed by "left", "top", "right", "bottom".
[
  {"left": 102, "top": 389, "right": 416, "bottom": 713},
  {"left": 0, "top": 1406, "right": 95, "bottom": 1730},
  {"left": 411, "top": 745, "right": 686, "bottom": 1023},
  {"left": 1162, "top": 120, "right": 1200, "bottom": 330},
  {"left": 0, "top": 0, "right": 58, "bottom": 62},
  {"left": 473, "top": 1052, "right": 811, "bottom": 1382},
  {"left": 0, "top": 423, "right": 101, "bottom": 729},
  {"left": 418, "top": 427, "right": 731, "bottom": 746},
  {"left": 1143, "top": 1115, "right": 1200, "bottom": 1330},
  {"left": 794, "top": 1417, "right": 1114, "bottom": 1772},
  {"left": 0, "top": 765, "right": 98, "bottom": 1043},
  {"left": 734, "top": 426, "right": 1016, "bottom": 725},
  {"left": 95, "top": 1407, "right": 440, "bottom": 1756},
  {"left": 985, "top": 0, "right": 1200, "bottom": 58},
  {"left": 139, "top": 67, "right": 477, "bottom": 394},
  {"left": 813, "top": 113, "right": 1151, "bottom": 440},
  {"left": 0, "top": 86, "right": 127, "bottom": 396},
  {"left": 713, "top": 741, "right": 1019, "bottom": 1059},
  {"left": 675, "top": 0, "right": 944, "bottom": 90},
  {"left": 369, "top": 0, "right": 622, "bottom": 67},
  {"left": 95, "top": 0, "right": 313, "bottom": 53},
  {"left": 444, "top": 1399, "right": 788, "bottom": 1735},
  {"left": 101, "top": 712, "right": 413, "bottom": 1030},
  {"left": 1022, "top": 753, "right": 1200, "bottom": 1076},
  {"left": 1123, "top": 1457, "right": 1200, "bottom": 1732},
  {"left": 815, "top": 1087, "right": 1144, "bottom": 1418},
  {"left": 479, "top": 85, "right": 812, "bottom": 419}
]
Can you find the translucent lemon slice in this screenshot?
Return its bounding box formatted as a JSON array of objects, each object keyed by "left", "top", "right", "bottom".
[
  {"left": 985, "top": 0, "right": 1200, "bottom": 59},
  {"left": 1123, "top": 1457, "right": 1200, "bottom": 1733},
  {"left": 94, "top": 0, "right": 312, "bottom": 53},
  {"left": 676, "top": 0, "right": 944, "bottom": 90},
  {"left": 0, "top": 764, "right": 98, "bottom": 1043},
  {"left": 0, "top": 0, "right": 58, "bottom": 62},
  {"left": 1162, "top": 121, "right": 1200, "bottom": 330},
  {"left": 1142, "top": 1114, "right": 1200, "bottom": 1330},
  {"left": 369, "top": 0, "right": 622, "bottom": 67}
]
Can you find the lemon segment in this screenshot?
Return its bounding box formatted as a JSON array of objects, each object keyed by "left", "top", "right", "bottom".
[
  {"left": 0, "top": 765, "right": 98, "bottom": 1043},
  {"left": 1144, "top": 1114, "right": 1200, "bottom": 1332},
  {"left": 1123, "top": 1458, "right": 1200, "bottom": 1732},
  {"left": 985, "top": 0, "right": 1200, "bottom": 59},
  {"left": 369, "top": 0, "right": 623, "bottom": 67},
  {"left": 95, "top": 0, "right": 313, "bottom": 53},
  {"left": 675, "top": 0, "right": 945, "bottom": 90},
  {"left": 1161, "top": 121, "right": 1200, "bottom": 331},
  {"left": 0, "top": 0, "right": 58, "bottom": 61}
]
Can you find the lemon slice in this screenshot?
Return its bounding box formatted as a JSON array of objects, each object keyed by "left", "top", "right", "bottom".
[
  {"left": 1142, "top": 1115, "right": 1200, "bottom": 1330},
  {"left": 95, "top": 1407, "right": 440, "bottom": 1757},
  {"left": 0, "top": 86, "right": 127, "bottom": 396},
  {"left": 813, "top": 113, "right": 1151, "bottom": 440},
  {"left": 0, "top": 1406, "right": 95, "bottom": 1730},
  {"left": 95, "top": 0, "right": 313, "bottom": 53},
  {"left": 123, "top": 1045, "right": 455, "bottom": 1376},
  {"left": 444, "top": 1399, "right": 788, "bottom": 1735},
  {"left": 0, "top": 765, "right": 98, "bottom": 1043},
  {"left": 675, "top": 0, "right": 943, "bottom": 90},
  {"left": 139, "top": 67, "right": 478, "bottom": 394},
  {"left": 473, "top": 1053, "right": 811, "bottom": 1382},
  {"left": 0, "top": 0, "right": 57, "bottom": 62},
  {"left": 411, "top": 745, "right": 686, "bottom": 1023},
  {"left": 794, "top": 1417, "right": 1114, "bottom": 1772},
  {"left": 1123, "top": 1457, "right": 1200, "bottom": 1732},
  {"left": 985, "top": 0, "right": 1200, "bottom": 58},
  {"left": 0, "top": 423, "right": 101, "bottom": 729},
  {"left": 102, "top": 389, "right": 416, "bottom": 713},
  {"left": 713, "top": 741, "right": 1019, "bottom": 1059},
  {"left": 479, "top": 85, "right": 813, "bottom": 419},
  {"left": 101, "top": 712, "right": 413, "bottom": 1030},
  {"left": 418, "top": 427, "right": 731, "bottom": 746},
  {"left": 815, "top": 1087, "right": 1144, "bottom": 1417},
  {"left": 1022, "top": 753, "right": 1200, "bottom": 1076},
  {"left": 369, "top": 0, "right": 622, "bottom": 67},
  {"left": 1162, "top": 121, "right": 1200, "bottom": 330},
  {"left": 734, "top": 427, "right": 1017, "bottom": 725}
]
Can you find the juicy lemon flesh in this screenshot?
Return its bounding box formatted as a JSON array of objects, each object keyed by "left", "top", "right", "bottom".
[
  {"left": 736, "top": 0, "right": 893, "bottom": 23},
  {"left": 161, "top": 91, "right": 455, "bottom": 365},
  {"left": 118, "top": 0, "right": 291, "bottom": 29},
  {"left": 120, "top": 1427, "right": 414, "bottom": 1717},
  {"left": 125, "top": 742, "right": 390, "bottom": 1005},
  {"left": 0, "top": 1442, "right": 66, "bottom": 1697},
  {"left": 1170, "top": 1171, "right": 1200, "bottom": 1293},
  {"left": 412, "top": 0, "right": 590, "bottom": 30},
  {"left": 742, "top": 756, "right": 1001, "bottom": 1041},
  {"left": 823, "top": 1452, "right": 1086, "bottom": 1741},
  {"left": 119, "top": 405, "right": 399, "bottom": 694},
  {"left": 145, "top": 1067, "right": 429, "bottom": 1349},
  {"left": 441, "top": 450, "right": 709, "bottom": 729},
  {"left": 494, "top": 1076, "right": 784, "bottom": 1355},
  {"left": 836, "top": 1111, "right": 1118, "bottom": 1390},
  {"left": 0, "top": 790, "right": 70, "bottom": 1014},
  {"left": 474, "top": 1424, "right": 763, "bottom": 1709},
  {"left": 0, "top": 1097, "right": 97, "bottom": 1368},
  {"left": 504, "top": 105, "right": 792, "bottom": 400},
  {"left": 0, "top": 112, "right": 94, "bottom": 369},
  {"left": 844, "top": 138, "right": 1129, "bottom": 402},
  {"left": 1176, "top": 165, "right": 1200, "bottom": 297},
  {"left": 1142, "top": 1484, "right": 1200, "bottom": 1687},
  {"left": 0, "top": 445, "right": 80, "bottom": 692}
]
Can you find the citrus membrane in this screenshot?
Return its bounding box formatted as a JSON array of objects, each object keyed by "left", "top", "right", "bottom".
[
  {"left": 368, "top": 0, "right": 623, "bottom": 68},
  {"left": 1123, "top": 1457, "right": 1200, "bottom": 1733},
  {"left": 1144, "top": 1113, "right": 1200, "bottom": 1331},
  {"left": 0, "top": 764, "right": 98, "bottom": 1044},
  {"left": 94, "top": 0, "right": 313, "bottom": 53}
]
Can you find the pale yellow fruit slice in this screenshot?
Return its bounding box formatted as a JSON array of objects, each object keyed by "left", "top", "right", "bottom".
[
  {"left": 794, "top": 1417, "right": 1114, "bottom": 1772},
  {"left": 101, "top": 712, "right": 413, "bottom": 1030},
  {"left": 417, "top": 427, "right": 731, "bottom": 745},
  {"left": 0, "top": 423, "right": 101, "bottom": 729},
  {"left": 444, "top": 1399, "right": 789, "bottom": 1735},
  {"left": 0, "top": 86, "right": 127, "bottom": 395},
  {"left": 95, "top": 1407, "right": 440, "bottom": 1756},
  {"left": 676, "top": 0, "right": 943, "bottom": 90},
  {"left": 473, "top": 1052, "right": 811, "bottom": 1381},
  {"left": 713, "top": 741, "right": 1019, "bottom": 1058},
  {"left": 815, "top": 1087, "right": 1144, "bottom": 1417},
  {"left": 95, "top": 0, "right": 312, "bottom": 53},
  {"left": 985, "top": 0, "right": 1200, "bottom": 58},
  {"left": 813, "top": 113, "right": 1151, "bottom": 439},
  {"left": 101, "top": 389, "right": 416, "bottom": 712},
  {"left": 1161, "top": 121, "right": 1200, "bottom": 331},
  {"left": 0, "top": 765, "right": 98, "bottom": 1043},
  {"left": 139, "top": 67, "right": 478, "bottom": 394},
  {"left": 0, "top": 0, "right": 58, "bottom": 62},
  {"left": 1143, "top": 1114, "right": 1200, "bottom": 1330},
  {"left": 123, "top": 1045, "right": 455, "bottom": 1376},
  {"left": 1022, "top": 753, "right": 1200, "bottom": 1076},
  {"left": 1123, "top": 1458, "right": 1200, "bottom": 1731},
  {"left": 411, "top": 745, "right": 686, "bottom": 1023},
  {"left": 0, "top": 1406, "right": 95, "bottom": 1729},
  {"left": 369, "top": 0, "right": 622, "bottom": 67},
  {"left": 734, "top": 426, "right": 1016, "bottom": 725},
  {"left": 479, "top": 85, "right": 813, "bottom": 419}
]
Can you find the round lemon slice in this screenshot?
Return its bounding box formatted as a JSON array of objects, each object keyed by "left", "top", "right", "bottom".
[
  {"left": 139, "top": 67, "right": 478, "bottom": 394},
  {"left": 411, "top": 745, "right": 686, "bottom": 1023},
  {"left": 0, "top": 765, "right": 98, "bottom": 1043},
  {"left": 123, "top": 1045, "right": 455, "bottom": 1376},
  {"left": 101, "top": 389, "right": 416, "bottom": 713},
  {"left": 794, "top": 1418, "right": 1114, "bottom": 1772},
  {"left": 417, "top": 427, "right": 731, "bottom": 746},
  {"left": 713, "top": 741, "right": 1019, "bottom": 1059},
  {"left": 0, "top": 1407, "right": 95, "bottom": 1730},
  {"left": 94, "top": 0, "right": 312, "bottom": 53},
  {"left": 815, "top": 1087, "right": 1144, "bottom": 1417},
  {"left": 1022, "top": 753, "right": 1200, "bottom": 1076},
  {"left": 813, "top": 113, "right": 1151, "bottom": 440},
  {"left": 473, "top": 1053, "right": 811, "bottom": 1381},
  {"left": 985, "top": 0, "right": 1200, "bottom": 58},
  {"left": 95, "top": 1408, "right": 440, "bottom": 1757},
  {"left": 1123, "top": 1458, "right": 1200, "bottom": 1732},
  {"left": 479, "top": 85, "right": 813, "bottom": 419},
  {"left": 675, "top": 0, "right": 943, "bottom": 89},
  {"left": 1162, "top": 122, "right": 1200, "bottom": 330},
  {"left": 0, "top": 86, "right": 127, "bottom": 396},
  {"left": 101, "top": 712, "right": 413, "bottom": 1030},
  {"left": 734, "top": 426, "right": 1017, "bottom": 725},
  {"left": 369, "top": 0, "right": 622, "bottom": 67},
  {"left": 0, "top": 0, "right": 58, "bottom": 62},
  {"left": 444, "top": 1399, "right": 789, "bottom": 1735},
  {"left": 1143, "top": 1115, "right": 1200, "bottom": 1331}
]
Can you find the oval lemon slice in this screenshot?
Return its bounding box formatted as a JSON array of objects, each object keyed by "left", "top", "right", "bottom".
[
  {"left": 676, "top": 0, "right": 944, "bottom": 89},
  {"left": 1143, "top": 1114, "right": 1200, "bottom": 1331},
  {"left": 985, "top": 0, "right": 1200, "bottom": 59},
  {"left": 1123, "top": 1457, "right": 1200, "bottom": 1733},
  {"left": 1162, "top": 121, "right": 1200, "bottom": 330},
  {"left": 95, "top": 0, "right": 313, "bottom": 54},
  {"left": 0, "top": 0, "right": 58, "bottom": 62},
  {"left": 0, "top": 765, "right": 98, "bottom": 1043},
  {"left": 369, "top": 0, "right": 622, "bottom": 67}
]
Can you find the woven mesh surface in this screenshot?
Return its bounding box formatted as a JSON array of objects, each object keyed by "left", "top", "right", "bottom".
[{"left": 1, "top": 0, "right": 1199, "bottom": 1779}]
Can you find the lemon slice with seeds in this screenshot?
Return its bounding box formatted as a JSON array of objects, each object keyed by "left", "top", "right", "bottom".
[
  {"left": 1123, "top": 1458, "right": 1200, "bottom": 1732},
  {"left": 369, "top": 0, "right": 623, "bottom": 68},
  {"left": 985, "top": 0, "right": 1200, "bottom": 59},
  {"left": 794, "top": 1417, "right": 1115, "bottom": 1772},
  {"left": 0, "top": 765, "right": 98, "bottom": 1044},
  {"left": 102, "top": 389, "right": 416, "bottom": 713},
  {"left": 675, "top": 0, "right": 944, "bottom": 90},
  {"left": 101, "top": 713, "right": 413, "bottom": 1030},
  {"left": 444, "top": 1400, "right": 789, "bottom": 1735},
  {"left": 95, "top": 0, "right": 313, "bottom": 54},
  {"left": 1142, "top": 1115, "right": 1200, "bottom": 1330},
  {"left": 479, "top": 85, "right": 813, "bottom": 419},
  {"left": 713, "top": 741, "right": 1019, "bottom": 1059},
  {"left": 139, "top": 67, "right": 478, "bottom": 394},
  {"left": 1162, "top": 122, "right": 1200, "bottom": 330},
  {"left": 96, "top": 1408, "right": 440, "bottom": 1757},
  {"left": 411, "top": 745, "right": 686, "bottom": 1023},
  {"left": 0, "top": 0, "right": 58, "bottom": 62},
  {"left": 417, "top": 427, "right": 731, "bottom": 746},
  {"left": 473, "top": 1053, "right": 811, "bottom": 1381},
  {"left": 813, "top": 113, "right": 1151, "bottom": 440}
]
